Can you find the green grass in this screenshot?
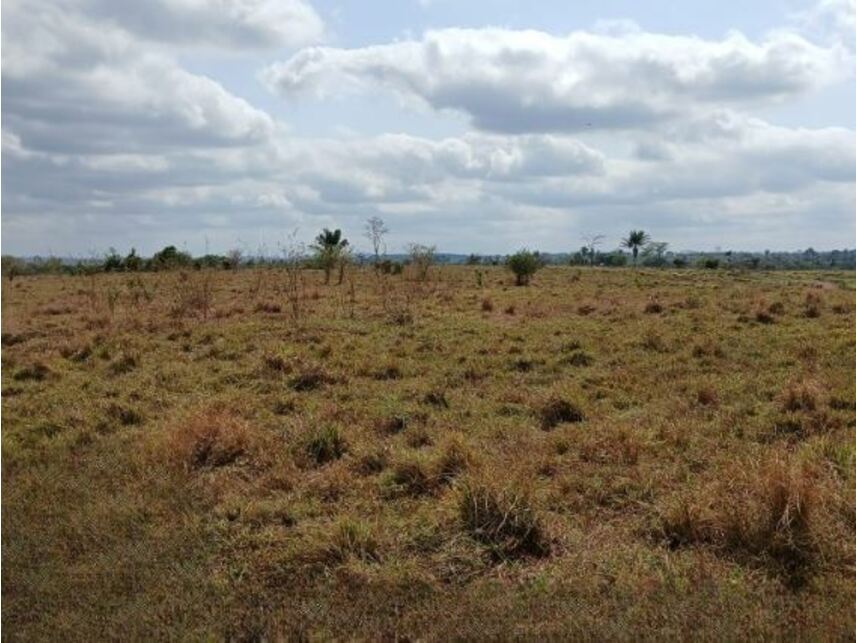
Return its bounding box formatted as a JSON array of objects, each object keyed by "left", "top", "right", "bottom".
[{"left": 2, "top": 265, "right": 854, "bottom": 639}]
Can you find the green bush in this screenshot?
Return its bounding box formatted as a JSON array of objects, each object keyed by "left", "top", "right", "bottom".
[{"left": 506, "top": 249, "right": 542, "bottom": 286}]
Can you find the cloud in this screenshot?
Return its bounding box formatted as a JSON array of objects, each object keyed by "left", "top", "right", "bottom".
[
  {"left": 262, "top": 26, "right": 847, "bottom": 133},
  {"left": 2, "top": 0, "right": 277, "bottom": 156},
  {"left": 3, "top": 0, "right": 325, "bottom": 51}
]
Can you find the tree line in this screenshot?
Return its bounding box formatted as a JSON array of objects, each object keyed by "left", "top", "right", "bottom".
[{"left": 2, "top": 218, "right": 854, "bottom": 280}]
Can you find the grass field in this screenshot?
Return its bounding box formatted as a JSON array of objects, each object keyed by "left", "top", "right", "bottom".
[{"left": 2, "top": 265, "right": 854, "bottom": 639}]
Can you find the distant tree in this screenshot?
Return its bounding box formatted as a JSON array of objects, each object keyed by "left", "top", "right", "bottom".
[
  {"left": 365, "top": 216, "right": 389, "bottom": 266},
  {"left": 123, "top": 248, "right": 142, "bottom": 272},
  {"left": 621, "top": 230, "right": 650, "bottom": 267},
  {"left": 407, "top": 243, "right": 436, "bottom": 281},
  {"left": 466, "top": 254, "right": 483, "bottom": 265},
  {"left": 152, "top": 245, "right": 192, "bottom": 270},
  {"left": 506, "top": 249, "right": 542, "bottom": 286},
  {"left": 641, "top": 241, "right": 669, "bottom": 267},
  {"left": 226, "top": 248, "right": 243, "bottom": 270},
  {"left": 103, "top": 247, "right": 123, "bottom": 272},
  {"left": 581, "top": 234, "right": 605, "bottom": 267},
  {"left": 311, "top": 228, "right": 349, "bottom": 284}
]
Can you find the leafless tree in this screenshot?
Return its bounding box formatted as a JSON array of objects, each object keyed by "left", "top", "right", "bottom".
[
  {"left": 581, "top": 234, "right": 605, "bottom": 267},
  {"left": 365, "top": 216, "right": 389, "bottom": 266}
]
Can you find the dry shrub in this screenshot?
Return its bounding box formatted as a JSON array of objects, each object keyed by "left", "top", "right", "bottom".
[
  {"left": 459, "top": 482, "right": 550, "bottom": 560},
  {"left": 169, "top": 408, "right": 250, "bottom": 470},
  {"left": 767, "top": 301, "right": 785, "bottom": 315},
  {"left": 657, "top": 454, "right": 834, "bottom": 588},
  {"left": 481, "top": 298, "right": 494, "bottom": 312},
  {"left": 539, "top": 397, "right": 585, "bottom": 429},
  {"left": 504, "top": 304, "right": 516, "bottom": 315}
]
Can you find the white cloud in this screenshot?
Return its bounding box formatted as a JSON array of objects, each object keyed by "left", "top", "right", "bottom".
[{"left": 262, "top": 26, "right": 848, "bottom": 133}]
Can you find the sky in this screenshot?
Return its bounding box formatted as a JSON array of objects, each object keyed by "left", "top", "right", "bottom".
[{"left": 2, "top": 0, "right": 855, "bottom": 257}]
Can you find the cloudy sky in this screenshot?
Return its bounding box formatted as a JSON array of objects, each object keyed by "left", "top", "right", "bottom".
[{"left": 2, "top": 0, "right": 855, "bottom": 257}]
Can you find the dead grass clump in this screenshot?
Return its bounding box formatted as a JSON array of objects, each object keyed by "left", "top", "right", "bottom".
[
  {"left": 272, "top": 399, "right": 296, "bottom": 415},
  {"left": 504, "top": 304, "right": 516, "bottom": 315},
  {"left": 657, "top": 455, "right": 827, "bottom": 588},
  {"left": 373, "top": 364, "right": 402, "bottom": 380},
  {"left": 303, "top": 426, "right": 348, "bottom": 466},
  {"left": 423, "top": 390, "right": 449, "bottom": 408},
  {"left": 290, "top": 367, "right": 334, "bottom": 392},
  {"left": 481, "top": 298, "right": 494, "bottom": 312},
  {"left": 169, "top": 408, "right": 250, "bottom": 470},
  {"left": 767, "top": 301, "right": 785, "bottom": 315},
  {"left": 108, "top": 353, "right": 138, "bottom": 375},
  {"left": 641, "top": 329, "right": 667, "bottom": 352},
  {"left": 644, "top": 300, "right": 663, "bottom": 314},
  {"left": 577, "top": 304, "right": 596, "bottom": 315},
  {"left": 804, "top": 292, "right": 823, "bottom": 318},
  {"left": 780, "top": 380, "right": 822, "bottom": 413},
  {"left": 560, "top": 350, "right": 593, "bottom": 367},
  {"left": 263, "top": 353, "right": 290, "bottom": 373},
  {"left": 434, "top": 436, "right": 472, "bottom": 483},
  {"left": 254, "top": 301, "right": 282, "bottom": 314},
  {"left": 107, "top": 403, "right": 144, "bottom": 427},
  {"left": 459, "top": 483, "right": 550, "bottom": 560},
  {"left": 691, "top": 340, "right": 725, "bottom": 359},
  {"left": 1, "top": 332, "right": 28, "bottom": 347},
  {"left": 13, "top": 362, "right": 52, "bottom": 382},
  {"left": 377, "top": 414, "right": 409, "bottom": 435},
  {"left": 539, "top": 397, "right": 585, "bottom": 429},
  {"left": 406, "top": 427, "right": 432, "bottom": 448},
  {"left": 386, "top": 458, "right": 433, "bottom": 496},
  {"left": 354, "top": 448, "right": 389, "bottom": 476},
  {"left": 755, "top": 309, "right": 776, "bottom": 324},
  {"left": 696, "top": 386, "right": 719, "bottom": 407},
  {"left": 324, "top": 519, "right": 381, "bottom": 564},
  {"left": 59, "top": 341, "right": 92, "bottom": 362}
]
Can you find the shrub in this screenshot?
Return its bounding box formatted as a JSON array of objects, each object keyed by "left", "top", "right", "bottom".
[
  {"left": 459, "top": 483, "right": 549, "bottom": 559},
  {"left": 304, "top": 426, "right": 347, "bottom": 466},
  {"left": 506, "top": 249, "right": 542, "bottom": 286},
  {"left": 481, "top": 298, "right": 494, "bottom": 312}
]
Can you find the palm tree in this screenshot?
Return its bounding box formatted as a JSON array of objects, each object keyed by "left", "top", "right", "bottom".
[
  {"left": 621, "top": 230, "right": 649, "bottom": 267},
  {"left": 311, "top": 228, "right": 349, "bottom": 284}
]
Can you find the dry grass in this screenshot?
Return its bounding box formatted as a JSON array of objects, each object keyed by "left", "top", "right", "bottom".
[{"left": 2, "top": 265, "right": 854, "bottom": 639}]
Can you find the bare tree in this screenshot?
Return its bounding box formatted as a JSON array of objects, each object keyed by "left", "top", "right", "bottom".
[
  {"left": 365, "top": 216, "right": 389, "bottom": 266},
  {"left": 280, "top": 231, "right": 306, "bottom": 326},
  {"left": 581, "top": 234, "right": 605, "bottom": 267}
]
